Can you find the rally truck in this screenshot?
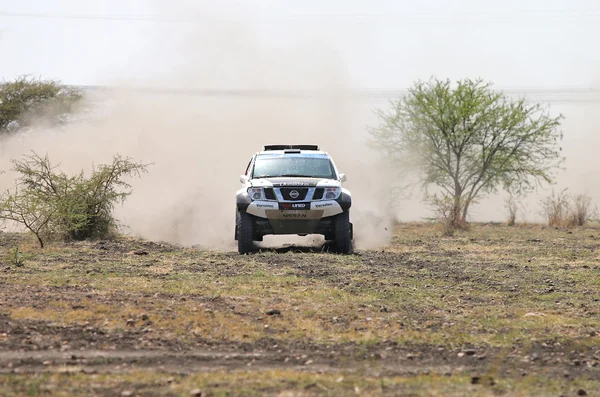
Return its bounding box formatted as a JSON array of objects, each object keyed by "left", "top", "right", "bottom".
[{"left": 235, "top": 145, "right": 353, "bottom": 254}]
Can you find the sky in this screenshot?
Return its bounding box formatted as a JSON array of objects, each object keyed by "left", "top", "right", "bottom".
[
  {"left": 1, "top": 0, "right": 599, "bottom": 89},
  {"left": 1, "top": 0, "right": 600, "bottom": 226}
]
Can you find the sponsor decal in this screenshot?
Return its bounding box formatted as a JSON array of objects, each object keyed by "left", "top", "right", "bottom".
[
  {"left": 315, "top": 203, "right": 334, "bottom": 209},
  {"left": 281, "top": 212, "right": 308, "bottom": 219},
  {"left": 271, "top": 179, "right": 320, "bottom": 187},
  {"left": 274, "top": 182, "right": 306, "bottom": 187},
  {"left": 265, "top": 209, "right": 323, "bottom": 220},
  {"left": 256, "top": 204, "right": 276, "bottom": 208},
  {"left": 279, "top": 203, "right": 309, "bottom": 210}
]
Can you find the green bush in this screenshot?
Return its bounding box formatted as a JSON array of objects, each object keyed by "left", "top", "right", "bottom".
[
  {"left": 0, "top": 75, "right": 82, "bottom": 134},
  {"left": 0, "top": 152, "right": 149, "bottom": 247},
  {"left": 5, "top": 246, "right": 27, "bottom": 267}
]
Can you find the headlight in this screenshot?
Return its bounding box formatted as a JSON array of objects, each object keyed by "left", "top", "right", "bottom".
[
  {"left": 324, "top": 187, "right": 342, "bottom": 200},
  {"left": 248, "top": 187, "right": 265, "bottom": 201}
]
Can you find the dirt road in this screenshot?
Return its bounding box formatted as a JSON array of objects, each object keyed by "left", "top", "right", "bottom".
[{"left": 1, "top": 224, "right": 599, "bottom": 396}]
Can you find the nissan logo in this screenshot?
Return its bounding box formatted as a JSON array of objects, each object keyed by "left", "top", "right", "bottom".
[{"left": 289, "top": 190, "right": 300, "bottom": 199}]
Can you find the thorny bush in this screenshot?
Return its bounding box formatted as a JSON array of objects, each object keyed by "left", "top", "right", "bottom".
[{"left": 0, "top": 152, "right": 149, "bottom": 247}]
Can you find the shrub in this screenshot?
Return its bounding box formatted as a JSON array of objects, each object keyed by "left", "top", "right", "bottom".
[
  {"left": 0, "top": 75, "right": 82, "bottom": 134},
  {"left": 426, "top": 194, "right": 470, "bottom": 236},
  {"left": 5, "top": 246, "right": 26, "bottom": 267},
  {"left": 541, "top": 189, "right": 570, "bottom": 227},
  {"left": 505, "top": 195, "right": 518, "bottom": 226},
  {"left": 0, "top": 152, "right": 149, "bottom": 247},
  {"left": 540, "top": 189, "right": 595, "bottom": 228},
  {"left": 570, "top": 193, "right": 594, "bottom": 227}
]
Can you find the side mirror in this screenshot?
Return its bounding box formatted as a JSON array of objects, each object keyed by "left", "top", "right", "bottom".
[
  {"left": 240, "top": 175, "right": 249, "bottom": 184},
  {"left": 339, "top": 173, "right": 347, "bottom": 182}
]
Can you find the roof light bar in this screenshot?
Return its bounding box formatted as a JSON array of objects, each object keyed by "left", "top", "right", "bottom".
[{"left": 264, "top": 145, "right": 319, "bottom": 151}]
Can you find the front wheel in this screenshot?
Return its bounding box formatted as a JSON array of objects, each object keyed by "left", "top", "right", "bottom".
[
  {"left": 237, "top": 211, "right": 254, "bottom": 254},
  {"left": 334, "top": 211, "right": 353, "bottom": 254}
]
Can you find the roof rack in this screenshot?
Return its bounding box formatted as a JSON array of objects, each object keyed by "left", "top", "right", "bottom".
[{"left": 263, "top": 145, "right": 319, "bottom": 151}]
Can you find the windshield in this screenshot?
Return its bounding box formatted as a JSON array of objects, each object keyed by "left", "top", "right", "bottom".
[{"left": 252, "top": 156, "right": 336, "bottom": 179}]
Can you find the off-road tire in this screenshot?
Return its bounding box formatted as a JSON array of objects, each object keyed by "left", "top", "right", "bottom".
[
  {"left": 334, "top": 210, "right": 352, "bottom": 254},
  {"left": 237, "top": 211, "right": 254, "bottom": 254}
]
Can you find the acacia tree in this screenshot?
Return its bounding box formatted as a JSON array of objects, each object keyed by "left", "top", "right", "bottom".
[
  {"left": 369, "top": 78, "right": 564, "bottom": 229},
  {"left": 0, "top": 75, "right": 81, "bottom": 134}
]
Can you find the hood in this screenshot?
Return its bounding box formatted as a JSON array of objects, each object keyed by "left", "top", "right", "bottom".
[{"left": 250, "top": 177, "right": 341, "bottom": 188}]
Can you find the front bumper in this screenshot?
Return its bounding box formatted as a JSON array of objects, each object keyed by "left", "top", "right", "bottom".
[
  {"left": 246, "top": 200, "right": 343, "bottom": 219},
  {"left": 245, "top": 200, "right": 343, "bottom": 236}
]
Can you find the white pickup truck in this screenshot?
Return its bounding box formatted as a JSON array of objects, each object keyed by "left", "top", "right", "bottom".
[{"left": 235, "top": 145, "right": 353, "bottom": 254}]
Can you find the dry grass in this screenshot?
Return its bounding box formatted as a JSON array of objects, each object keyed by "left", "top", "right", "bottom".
[
  {"left": 1, "top": 370, "right": 598, "bottom": 397},
  {"left": 541, "top": 189, "right": 596, "bottom": 228}
]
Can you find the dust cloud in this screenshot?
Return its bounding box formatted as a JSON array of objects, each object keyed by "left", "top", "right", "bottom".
[{"left": 0, "top": 1, "right": 394, "bottom": 250}]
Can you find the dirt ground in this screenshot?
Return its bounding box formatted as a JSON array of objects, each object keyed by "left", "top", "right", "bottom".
[{"left": 1, "top": 223, "right": 599, "bottom": 396}]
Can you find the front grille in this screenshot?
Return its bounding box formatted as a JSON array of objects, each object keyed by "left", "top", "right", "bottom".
[
  {"left": 280, "top": 187, "right": 308, "bottom": 201},
  {"left": 312, "top": 188, "right": 324, "bottom": 200},
  {"left": 264, "top": 188, "right": 276, "bottom": 200}
]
